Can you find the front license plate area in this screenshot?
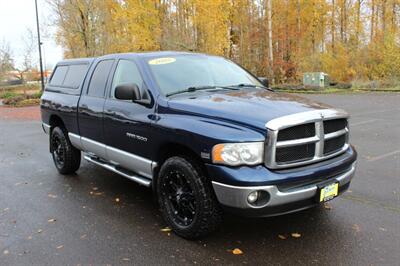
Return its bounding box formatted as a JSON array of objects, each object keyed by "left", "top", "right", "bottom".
[{"left": 318, "top": 182, "right": 339, "bottom": 202}]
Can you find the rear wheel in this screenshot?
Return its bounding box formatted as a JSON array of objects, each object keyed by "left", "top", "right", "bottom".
[
  {"left": 50, "top": 126, "right": 81, "bottom": 174},
  {"left": 157, "top": 156, "right": 222, "bottom": 239}
]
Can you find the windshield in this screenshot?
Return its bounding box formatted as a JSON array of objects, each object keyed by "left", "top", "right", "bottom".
[{"left": 146, "top": 55, "right": 263, "bottom": 96}]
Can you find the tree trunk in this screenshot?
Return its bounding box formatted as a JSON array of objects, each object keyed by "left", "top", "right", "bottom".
[
  {"left": 355, "top": 0, "right": 362, "bottom": 47},
  {"left": 266, "top": 0, "right": 274, "bottom": 83},
  {"left": 371, "top": 0, "right": 375, "bottom": 42},
  {"left": 296, "top": 0, "right": 301, "bottom": 53},
  {"left": 331, "top": 0, "right": 335, "bottom": 50}
]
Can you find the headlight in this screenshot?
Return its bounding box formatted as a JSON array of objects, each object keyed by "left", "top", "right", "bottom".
[{"left": 212, "top": 142, "right": 264, "bottom": 166}]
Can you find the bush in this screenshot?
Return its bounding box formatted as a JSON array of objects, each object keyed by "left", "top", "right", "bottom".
[
  {"left": 0, "top": 91, "right": 18, "bottom": 99},
  {"left": 1, "top": 90, "right": 42, "bottom": 106},
  {"left": 16, "top": 98, "right": 41, "bottom": 107},
  {"left": 333, "top": 83, "right": 352, "bottom": 89},
  {"left": 31, "top": 90, "right": 43, "bottom": 99},
  {"left": 2, "top": 95, "right": 26, "bottom": 106}
]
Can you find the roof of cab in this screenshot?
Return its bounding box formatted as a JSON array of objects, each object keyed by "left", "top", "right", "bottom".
[
  {"left": 56, "top": 51, "right": 212, "bottom": 65},
  {"left": 98, "top": 51, "right": 208, "bottom": 60},
  {"left": 56, "top": 57, "right": 95, "bottom": 66}
]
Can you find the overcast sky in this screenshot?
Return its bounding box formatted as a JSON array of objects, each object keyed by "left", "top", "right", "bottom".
[{"left": 0, "top": 0, "right": 63, "bottom": 69}]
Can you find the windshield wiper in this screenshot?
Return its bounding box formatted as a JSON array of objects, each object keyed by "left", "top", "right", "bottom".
[
  {"left": 166, "top": 85, "right": 239, "bottom": 97},
  {"left": 226, "top": 83, "right": 274, "bottom": 91}
]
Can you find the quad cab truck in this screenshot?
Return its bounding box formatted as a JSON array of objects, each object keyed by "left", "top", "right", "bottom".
[{"left": 41, "top": 52, "right": 357, "bottom": 239}]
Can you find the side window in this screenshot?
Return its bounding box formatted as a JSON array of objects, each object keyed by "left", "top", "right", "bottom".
[
  {"left": 49, "top": 65, "right": 68, "bottom": 86},
  {"left": 111, "top": 60, "right": 146, "bottom": 99},
  {"left": 87, "top": 60, "right": 114, "bottom": 98},
  {"left": 62, "top": 64, "right": 89, "bottom": 89}
]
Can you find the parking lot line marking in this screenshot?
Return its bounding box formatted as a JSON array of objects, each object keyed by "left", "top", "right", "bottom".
[
  {"left": 350, "top": 119, "right": 377, "bottom": 126},
  {"left": 367, "top": 150, "right": 400, "bottom": 162}
]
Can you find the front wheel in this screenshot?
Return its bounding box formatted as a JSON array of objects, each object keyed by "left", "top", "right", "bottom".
[
  {"left": 50, "top": 126, "right": 81, "bottom": 174},
  {"left": 157, "top": 156, "right": 222, "bottom": 239}
]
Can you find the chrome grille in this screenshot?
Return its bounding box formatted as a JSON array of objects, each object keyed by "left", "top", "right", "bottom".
[
  {"left": 277, "top": 123, "right": 315, "bottom": 141},
  {"left": 265, "top": 109, "right": 349, "bottom": 169}
]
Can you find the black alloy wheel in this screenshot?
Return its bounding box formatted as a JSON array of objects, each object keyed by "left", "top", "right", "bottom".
[
  {"left": 161, "top": 169, "right": 197, "bottom": 227},
  {"left": 50, "top": 126, "right": 81, "bottom": 174},
  {"left": 157, "top": 156, "right": 222, "bottom": 239}
]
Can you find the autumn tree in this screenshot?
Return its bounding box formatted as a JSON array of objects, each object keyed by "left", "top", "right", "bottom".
[{"left": 49, "top": 0, "right": 400, "bottom": 84}]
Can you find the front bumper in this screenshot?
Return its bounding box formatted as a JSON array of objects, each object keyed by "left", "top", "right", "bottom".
[
  {"left": 42, "top": 123, "right": 51, "bottom": 134},
  {"left": 212, "top": 162, "right": 356, "bottom": 217}
]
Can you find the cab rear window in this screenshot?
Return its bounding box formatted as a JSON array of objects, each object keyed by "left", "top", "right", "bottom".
[{"left": 49, "top": 65, "right": 68, "bottom": 86}]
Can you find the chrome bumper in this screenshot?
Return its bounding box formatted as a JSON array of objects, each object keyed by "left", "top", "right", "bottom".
[
  {"left": 212, "top": 163, "right": 356, "bottom": 210},
  {"left": 42, "top": 123, "right": 51, "bottom": 134}
]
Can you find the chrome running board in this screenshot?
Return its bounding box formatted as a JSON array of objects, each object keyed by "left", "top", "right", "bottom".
[{"left": 84, "top": 155, "right": 152, "bottom": 187}]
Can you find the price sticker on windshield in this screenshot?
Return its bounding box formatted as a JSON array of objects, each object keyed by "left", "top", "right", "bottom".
[{"left": 148, "top": 57, "right": 176, "bottom": 65}]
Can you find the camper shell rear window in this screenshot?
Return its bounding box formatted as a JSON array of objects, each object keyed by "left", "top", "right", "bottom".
[{"left": 49, "top": 63, "right": 89, "bottom": 89}]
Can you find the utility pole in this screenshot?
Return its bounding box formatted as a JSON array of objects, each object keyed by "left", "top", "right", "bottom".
[{"left": 34, "top": 0, "right": 45, "bottom": 91}]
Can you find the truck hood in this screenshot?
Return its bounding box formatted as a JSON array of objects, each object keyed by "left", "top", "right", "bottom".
[{"left": 166, "top": 89, "right": 331, "bottom": 131}]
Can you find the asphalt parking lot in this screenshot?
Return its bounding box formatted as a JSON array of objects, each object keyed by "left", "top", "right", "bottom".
[{"left": 0, "top": 93, "right": 399, "bottom": 265}]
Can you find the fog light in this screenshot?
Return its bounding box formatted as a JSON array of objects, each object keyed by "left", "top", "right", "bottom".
[{"left": 247, "top": 191, "right": 259, "bottom": 203}]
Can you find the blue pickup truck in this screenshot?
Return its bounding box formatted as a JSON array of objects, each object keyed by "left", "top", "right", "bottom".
[{"left": 41, "top": 51, "right": 357, "bottom": 239}]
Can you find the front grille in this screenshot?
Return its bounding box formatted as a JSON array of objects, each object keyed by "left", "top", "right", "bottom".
[
  {"left": 324, "top": 134, "right": 346, "bottom": 155},
  {"left": 265, "top": 109, "right": 349, "bottom": 169},
  {"left": 324, "top": 119, "right": 347, "bottom": 134},
  {"left": 276, "top": 144, "right": 315, "bottom": 163},
  {"left": 277, "top": 123, "right": 315, "bottom": 141}
]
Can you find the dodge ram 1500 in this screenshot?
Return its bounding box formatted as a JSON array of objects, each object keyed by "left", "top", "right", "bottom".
[{"left": 41, "top": 51, "right": 357, "bottom": 239}]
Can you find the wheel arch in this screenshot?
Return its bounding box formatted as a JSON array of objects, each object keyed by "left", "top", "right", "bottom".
[
  {"left": 49, "top": 114, "right": 66, "bottom": 130},
  {"left": 152, "top": 142, "right": 208, "bottom": 194}
]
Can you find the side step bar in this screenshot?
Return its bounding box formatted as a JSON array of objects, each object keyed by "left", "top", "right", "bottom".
[{"left": 84, "top": 155, "right": 152, "bottom": 187}]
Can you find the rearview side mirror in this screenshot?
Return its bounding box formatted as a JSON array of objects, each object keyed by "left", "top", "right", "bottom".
[
  {"left": 115, "top": 83, "right": 141, "bottom": 101},
  {"left": 258, "top": 77, "right": 269, "bottom": 88}
]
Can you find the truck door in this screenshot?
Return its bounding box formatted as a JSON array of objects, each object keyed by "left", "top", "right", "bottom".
[
  {"left": 78, "top": 59, "right": 114, "bottom": 159},
  {"left": 103, "top": 59, "right": 155, "bottom": 179}
]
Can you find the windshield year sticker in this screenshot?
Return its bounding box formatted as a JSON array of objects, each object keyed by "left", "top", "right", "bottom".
[{"left": 148, "top": 57, "right": 176, "bottom": 65}]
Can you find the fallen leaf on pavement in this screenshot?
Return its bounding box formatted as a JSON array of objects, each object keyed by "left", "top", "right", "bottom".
[
  {"left": 291, "top": 233, "right": 301, "bottom": 238},
  {"left": 48, "top": 218, "right": 56, "bottom": 223},
  {"left": 352, "top": 224, "right": 361, "bottom": 233},
  {"left": 80, "top": 234, "right": 87, "bottom": 239},
  {"left": 56, "top": 245, "right": 63, "bottom": 249},
  {"left": 232, "top": 248, "right": 243, "bottom": 255},
  {"left": 160, "top": 227, "right": 171, "bottom": 232},
  {"left": 278, "top": 234, "right": 287, "bottom": 240}
]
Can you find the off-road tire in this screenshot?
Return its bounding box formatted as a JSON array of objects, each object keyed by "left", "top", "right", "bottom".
[
  {"left": 50, "top": 126, "right": 81, "bottom": 174},
  {"left": 157, "top": 156, "right": 222, "bottom": 239}
]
